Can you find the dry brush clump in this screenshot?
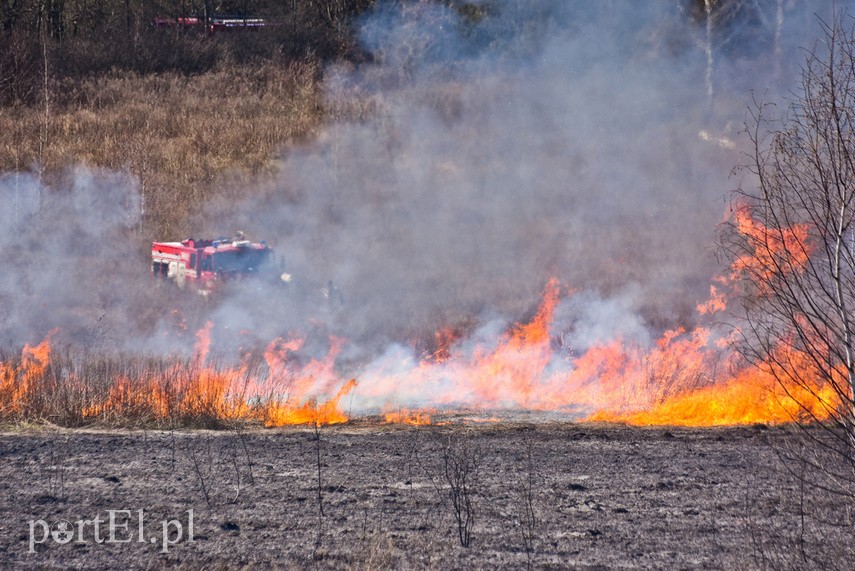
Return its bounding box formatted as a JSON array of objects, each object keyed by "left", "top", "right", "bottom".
[{"left": 740, "top": 428, "right": 855, "bottom": 571}]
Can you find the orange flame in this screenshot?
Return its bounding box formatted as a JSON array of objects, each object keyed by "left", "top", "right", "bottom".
[
  {"left": 384, "top": 408, "right": 433, "bottom": 425},
  {"left": 729, "top": 204, "right": 812, "bottom": 289},
  {"left": 585, "top": 207, "right": 834, "bottom": 426},
  {"left": 265, "top": 378, "right": 356, "bottom": 427},
  {"left": 425, "top": 327, "right": 459, "bottom": 364},
  {"left": 588, "top": 344, "right": 839, "bottom": 426},
  {"left": 355, "top": 265, "right": 839, "bottom": 427}
]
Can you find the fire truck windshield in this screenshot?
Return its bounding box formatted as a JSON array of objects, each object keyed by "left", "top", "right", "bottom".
[{"left": 213, "top": 249, "right": 270, "bottom": 273}]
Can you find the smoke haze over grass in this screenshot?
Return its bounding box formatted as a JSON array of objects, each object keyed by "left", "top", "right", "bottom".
[{"left": 0, "top": 1, "right": 849, "bottom": 363}]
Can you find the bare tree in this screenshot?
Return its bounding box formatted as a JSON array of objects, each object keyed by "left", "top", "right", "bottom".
[
  {"left": 411, "top": 429, "right": 481, "bottom": 548},
  {"left": 724, "top": 12, "right": 855, "bottom": 566},
  {"left": 517, "top": 430, "right": 538, "bottom": 569},
  {"left": 311, "top": 420, "right": 327, "bottom": 560},
  {"left": 440, "top": 432, "right": 480, "bottom": 548},
  {"left": 728, "top": 12, "right": 855, "bottom": 443}
]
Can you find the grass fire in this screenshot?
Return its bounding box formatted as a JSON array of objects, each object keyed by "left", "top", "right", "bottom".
[
  {"left": 3, "top": 1, "right": 855, "bottom": 568},
  {"left": 0, "top": 265, "right": 839, "bottom": 429}
]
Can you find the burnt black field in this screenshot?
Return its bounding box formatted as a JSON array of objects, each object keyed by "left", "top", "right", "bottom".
[{"left": 0, "top": 422, "right": 843, "bottom": 569}]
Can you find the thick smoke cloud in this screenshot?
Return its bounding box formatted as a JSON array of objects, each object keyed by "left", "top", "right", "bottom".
[{"left": 205, "top": 1, "right": 839, "bottom": 357}]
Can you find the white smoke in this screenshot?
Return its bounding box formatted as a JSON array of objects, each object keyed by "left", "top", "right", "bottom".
[{"left": 0, "top": 167, "right": 143, "bottom": 348}]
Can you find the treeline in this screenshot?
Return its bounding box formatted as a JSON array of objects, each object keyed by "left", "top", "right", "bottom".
[
  {"left": 0, "top": 0, "right": 786, "bottom": 107},
  {"left": 0, "top": 0, "right": 376, "bottom": 105}
]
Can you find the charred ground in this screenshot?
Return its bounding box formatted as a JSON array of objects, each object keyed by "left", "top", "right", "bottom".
[{"left": 0, "top": 422, "right": 842, "bottom": 569}]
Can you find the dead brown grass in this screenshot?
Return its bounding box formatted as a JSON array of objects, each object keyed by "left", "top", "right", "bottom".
[{"left": 0, "top": 61, "right": 327, "bottom": 239}]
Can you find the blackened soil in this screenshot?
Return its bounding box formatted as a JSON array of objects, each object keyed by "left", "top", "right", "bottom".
[{"left": 0, "top": 422, "right": 838, "bottom": 569}]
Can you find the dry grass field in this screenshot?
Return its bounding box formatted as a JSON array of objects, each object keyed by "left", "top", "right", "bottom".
[{"left": 0, "top": 61, "right": 333, "bottom": 240}]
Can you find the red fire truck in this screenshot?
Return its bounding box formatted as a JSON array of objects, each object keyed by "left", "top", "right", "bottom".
[
  {"left": 151, "top": 234, "right": 278, "bottom": 293},
  {"left": 153, "top": 15, "right": 268, "bottom": 33}
]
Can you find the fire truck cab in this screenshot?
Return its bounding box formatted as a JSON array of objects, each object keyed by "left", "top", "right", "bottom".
[{"left": 151, "top": 234, "right": 275, "bottom": 292}]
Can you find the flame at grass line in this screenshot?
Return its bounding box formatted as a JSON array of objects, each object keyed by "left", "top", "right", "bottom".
[
  {"left": 72, "top": 323, "right": 355, "bottom": 427},
  {"left": 0, "top": 209, "right": 842, "bottom": 428},
  {"left": 0, "top": 333, "right": 54, "bottom": 416},
  {"left": 353, "top": 203, "right": 839, "bottom": 426},
  {"left": 356, "top": 278, "right": 836, "bottom": 426}
]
